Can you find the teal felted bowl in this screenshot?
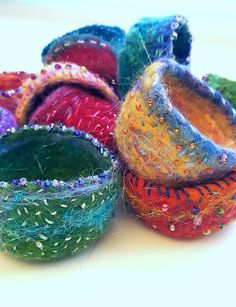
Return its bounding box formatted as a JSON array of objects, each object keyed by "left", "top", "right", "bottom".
[
  {"left": 0, "top": 124, "right": 120, "bottom": 262},
  {"left": 118, "top": 15, "right": 192, "bottom": 96}
]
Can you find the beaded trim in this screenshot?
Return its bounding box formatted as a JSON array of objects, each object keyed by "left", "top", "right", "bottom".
[
  {"left": 152, "top": 59, "right": 236, "bottom": 124},
  {"left": 0, "top": 124, "right": 119, "bottom": 192},
  {"left": 118, "top": 15, "right": 192, "bottom": 96},
  {"left": 116, "top": 58, "right": 236, "bottom": 187},
  {"left": 0, "top": 71, "right": 27, "bottom": 97},
  {"left": 125, "top": 169, "right": 236, "bottom": 238},
  {"left": 15, "top": 62, "right": 119, "bottom": 125}
]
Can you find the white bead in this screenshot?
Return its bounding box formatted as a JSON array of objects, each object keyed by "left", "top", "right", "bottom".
[
  {"left": 193, "top": 215, "right": 202, "bottom": 226},
  {"left": 52, "top": 179, "right": 59, "bottom": 187}
]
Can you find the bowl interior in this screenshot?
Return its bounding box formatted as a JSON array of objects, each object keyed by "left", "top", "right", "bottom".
[
  {"left": 173, "top": 23, "right": 191, "bottom": 63},
  {"left": 164, "top": 75, "right": 236, "bottom": 150},
  {"left": 25, "top": 83, "right": 107, "bottom": 122},
  {"left": 0, "top": 129, "right": 111, "bottom": 182}
]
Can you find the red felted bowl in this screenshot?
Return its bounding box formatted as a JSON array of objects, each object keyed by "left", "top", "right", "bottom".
[
  {"left": 125, "top": 169, "right": 236, "bottom": 239},
  {"left": 15, "top": 62, "right": 119, "bottom": 150}
]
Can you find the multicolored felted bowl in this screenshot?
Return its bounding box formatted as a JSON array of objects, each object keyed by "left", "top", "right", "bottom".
[
  {"left": 0, "top": 72, "right": 29, "bottom": 113},
  {"left": 119, "top": 15, "right": 192, "bottom": 96},
  {"left": 0, "top": 125, "right": 119, "bottom": 261},
  {"left": 42, "top": 25, "right": 125, "bottom": 90},
  {"left": 124, "top": 169, "right": 236, "bottom": 239},
  {"left": 204, "top": 74, "right": 236, "bottom": 109},
  {"left": 115, "top": 58, "right": 236, "bottom": 187},
  {"left": 15, "top": 62, "right": 119, "bottom": 149}
]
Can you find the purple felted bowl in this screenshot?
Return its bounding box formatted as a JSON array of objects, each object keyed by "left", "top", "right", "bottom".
[{"left": 0, "top": 107, "right": 17, "bottom": 135}]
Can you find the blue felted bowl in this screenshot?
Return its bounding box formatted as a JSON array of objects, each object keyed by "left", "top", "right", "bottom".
[{"left": 0, "top": 124, "right": 120, "bottom": 261}]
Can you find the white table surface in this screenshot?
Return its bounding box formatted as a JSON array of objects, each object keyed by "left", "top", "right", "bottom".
[{"left": 0, "top": 1, "right": 236, "bottom": 306}]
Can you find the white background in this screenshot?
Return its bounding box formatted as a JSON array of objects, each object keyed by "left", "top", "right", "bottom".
[{"left": 0, "top": 1, "right": 236, "bottom": 307}]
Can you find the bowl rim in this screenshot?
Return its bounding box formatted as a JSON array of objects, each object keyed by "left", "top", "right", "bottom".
[{"left": 0, "top": 124, "right": 119, "bottom": 192}]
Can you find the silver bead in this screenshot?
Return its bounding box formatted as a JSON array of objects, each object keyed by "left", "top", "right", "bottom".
[
  {"left": 171, "top": 22, "right": 179, "bottom": 30},
  {"left": 52, "top": 179, "right": 59, "bottom": 187},
  {"left": 20, "top": 178, "right": 27, "bottom": 186},
  {"left": 59, "top": 181, "right": 65, "bottom": 187},
  {"left": 170, "top": 32, "right": 178, "bottom": 40},
  {"left": 61, "top": 125, "right": 67, "bottom": 132},
  {"left": 34, "top": 124, "right": 40, "bottom": 131},
  {"left": 176, "top": 15, "right": 185, "bottom": 24},
  {"left": 0, "top": 181, "right": 8, "bottom": 188}
]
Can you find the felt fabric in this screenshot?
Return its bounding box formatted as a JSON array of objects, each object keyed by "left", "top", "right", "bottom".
[
  {"left": 42, "top": 25, "right": 125, "bottom": 89},
  {"left": 30, "top": 85, "right": 117, "bottom": 149},
  {"left": 115, "top": 58, "right": 236, "bottom": 187},
  {"left": 0, "top": 71, "right": 28, "bottom": 92},
  {"left": 0, "top": 72, "right": 29, "bottom": 113},
  {"left": 15, "top": 62, "right": 119, "bottom": 149},
  {"left": 0, "top": 96, "right": 16, "bottom": 115},
  {"left": 0, "top": 107, "right": 17, "bottom": 134},
  {"left": 119, "top": 15, "right": 192, "bottom": 96},
  {"left": 205, "top": 74, "right": 236, "bottom": 108},
  {"left": 125, "top": 169, "right": 236, "bottom": 239},
  {"left": 0, "top": 125, "right": 120, "bottom": 261}
]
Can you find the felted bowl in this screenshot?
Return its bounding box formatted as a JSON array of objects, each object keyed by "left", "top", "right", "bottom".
[
  {"left": 124, "top": 169, "right": 236, "bottom": 239},
  {"left": 42, "top": 25, "right": 125, "bottom": 89},
  {"left": 0, "top": 107, "right": 17, "bottom": 134},
  {"left": 0, "top": 71, "right": 29, "bottom": 92},
  {"left": 119, "top": 15, "right": 192, "bottom": 96},
  {"left": 0, "top": 124, "right": 119, "bottom": 261},
  {"left": 0, "top": 72, "right": 29, "bottom": 113},
  {"left": 115, "top": 58, "right": 236, "bottom": 187},
  {"left": 15, "top": 62, "right": 119, "bottom": 150},
  {"left": 204, "top": 74, "right": 236, "bottom": 109}
]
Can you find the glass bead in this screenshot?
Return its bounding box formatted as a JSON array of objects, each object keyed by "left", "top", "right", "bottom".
[
  {"left": 52, "top": 179, "right": 59, "bottom": 187},
  {"left": 203, "top": 229, "right": 211, "bottom": 236},
  {"left": 170, "top": 32, "right": 178, "bottom": 40},
  {"left": 162, "top": 204, "right": 168, "bottom": 212},
  {"left": 193, "top": 215, "right": 202, "bottom": 226},
  {"left": 217, "top": 207, "right": 225, "bottom": 216},
  {"left": 20, "top": 178, "right": 27, "bottom": 186},
  {"left": 171, "top": 22, "right": 179, "bottom": 30},
  {"left": 176, "top": 144, "right": 182, "bottom": 151},
  {"left": 54, "top": 64, "right": 61, "bottom": 70},
  {"left": 192, "top": 206, "right": 200, "bottom": 215}
]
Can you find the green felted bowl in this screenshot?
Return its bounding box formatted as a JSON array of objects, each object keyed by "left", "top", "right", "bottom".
[
  {"left": 0, "top": 124, "right": 120, "bottom": 262},
  {"left": 205, "top": 74, "right": 236, "bottom": 108}
]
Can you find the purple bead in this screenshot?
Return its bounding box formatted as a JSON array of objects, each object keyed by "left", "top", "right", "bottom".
[
  {"left": 0, "top": 107, "right": 17, "bottom": 135},
  {"left": 98, "top": 173, "right": 107, "bottom": 179},
  {"left": 33, "top": 180, "right": 41, "bottom": 185},
  {"left": 12, "top": 179, "right": 19, "bottom": 186},
  {"left": 54, "top": 64, "right": 62, "bottom": 70},
  {"left": 77, "top": 178, "right": 85, "bottom": 186},
  {"left": 73, "top": 130, "right": 80, "bottom": 136},
  {"left": 192, "top": 206, "right": 200, "bottom": 215}
]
